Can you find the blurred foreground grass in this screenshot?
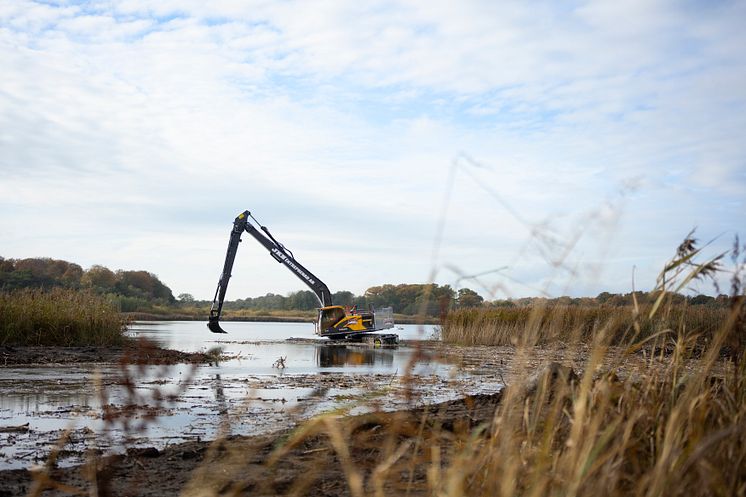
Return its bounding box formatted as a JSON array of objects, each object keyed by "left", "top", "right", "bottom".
[
  {"left": 163, "top": 294, "right": 745, "bottom": 497},
  {"left": 16, "top": 235, "right": 746, "bottom": 497}
]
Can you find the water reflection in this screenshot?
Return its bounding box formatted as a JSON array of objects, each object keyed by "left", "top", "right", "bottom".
[
  {"left": 315, "top": 346, "right": 394, "bottom": 368},
  {"left": 1, "top": 322, "right": 477, "bottom": 471},
  {"left": 128, "top": 321, "right": 439, "bottom": 352}
]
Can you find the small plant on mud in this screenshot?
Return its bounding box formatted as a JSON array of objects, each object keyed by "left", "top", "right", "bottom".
[{"left": 272, "top": 356, "right": 287, "bottom": 369}]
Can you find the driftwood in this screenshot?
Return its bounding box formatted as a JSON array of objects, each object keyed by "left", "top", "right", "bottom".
[{"left": 0, "top": 423, "right": 30, "bottom": 433}]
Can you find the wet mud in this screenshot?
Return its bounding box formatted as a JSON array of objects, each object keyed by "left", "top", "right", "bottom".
[
  {"left": 0, "top": 388, "right": 505, "bottom": 497},
  {"left": 0, "top": 336, "right": 683, "bottom": 496},
  {"left": 0, "top": 336, "right": 506, "bottom": 472},
  {"left": 0, "top": 341, "right": 219, "bottom": 367},
  {"left": 0, "top": 322, "right": 508, "bottom": 495}
]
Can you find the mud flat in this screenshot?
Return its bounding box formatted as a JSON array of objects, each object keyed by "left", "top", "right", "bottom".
[
  {"left": 0, "top": 384, "right": 504, "bottom": 497},
  {"left": 0, "top": 332, "right": 505, "bottom": 479},
  {"left": 0, "top": 341, "right": 219, "bottom": 367},
  {"left": 0, "top": 322, "right": 566, "bottom": 495},
  {"left": 0, "top": 338, "right": 698, "bottom": 497},
  {"left": 0, "top": 358, "right": 503, "bottom": 469}
]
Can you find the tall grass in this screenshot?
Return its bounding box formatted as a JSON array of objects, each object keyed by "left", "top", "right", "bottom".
[
  {"left": 247, "top": 235, "right": 745, "bottom": 495},
  {"left": 25, "top": 235, "right": 746, "bottom": 497},
  {"left": 165, "top": 293, "right": 743, "bottom": 497},
  {"left": 0, "top": 288, "right": 126, "bottom": 346},
  {"left": 284, "top": 237, "right": 742, "bottom": 496},
  {"left": 422, "top": 235, "right": 744, "bottom": 496},
  {"left": 441, "top": 303, "right": 729, "bottom": 346},
  {"left": 434, "top": 306, "right": 745, "bottom": 497}
]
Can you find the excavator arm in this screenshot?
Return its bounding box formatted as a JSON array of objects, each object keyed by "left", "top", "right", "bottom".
[{"left": 207, "top": 210, "right": 332, "bottom": 334}]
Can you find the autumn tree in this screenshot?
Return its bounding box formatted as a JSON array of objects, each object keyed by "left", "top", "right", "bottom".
[
  {"left": 81, "top": 265, "right": 116, "bottom": 290},
  {"left": 456, "top": 288, "right": 484, "bottom": 308}
]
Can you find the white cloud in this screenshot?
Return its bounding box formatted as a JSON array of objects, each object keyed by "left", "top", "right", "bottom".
[{"left": 0, "top": 0, "right": 744, "bottom": 299}]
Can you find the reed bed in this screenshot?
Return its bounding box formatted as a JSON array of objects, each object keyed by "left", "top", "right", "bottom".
[
  {"left": 193, "top": 237, "right": 743, "bottom": 496},
  {"left": 25, "top": 296, "right": 744, "bottom": 496},
  {"left": 441, "top": 303, "right": 729, "bottom": 346},
  {"left": 152, "top": 296, "right": 743, "bottom": 497},
  {"left": 428, "top": 302, "right": 745, "bottom": 497},
  {"left": 21, "top": 236, "right": 746, "bottom": 497},
  {"left": 0, "top": 287, "right": 126, "bottom": 346}
]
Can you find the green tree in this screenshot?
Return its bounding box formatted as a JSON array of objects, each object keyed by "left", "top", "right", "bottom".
[
  {"left": 689, "top": 294, "right": 714, "bottom": 305},
  {"left": 286, "top": 290, "right": 318, "bottom": 310},
  {"left": 251, "top": 293, "right": 285, "bottom": 310},
  {"left": 178, "top": 293, "right": 195, "bottom": 303},
  {"left": 596, "top": 292, "right": 612, "bottom": 304},
  {"left": 332, "top": 290, "right": 355, "bottom": 306},
  {"left": 456, "top": 288, "right": 484, "bottom": 308}
]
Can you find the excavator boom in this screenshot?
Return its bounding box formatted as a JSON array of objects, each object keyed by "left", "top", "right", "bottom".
[{"left": 208, "top": 210, "right": 332, "bottom": 333}]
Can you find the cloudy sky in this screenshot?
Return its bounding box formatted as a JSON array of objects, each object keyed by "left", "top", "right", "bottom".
[{"left": 1, "top": 0, "right": 744, "bottom": 301}]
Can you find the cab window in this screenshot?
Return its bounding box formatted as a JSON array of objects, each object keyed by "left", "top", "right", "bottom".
[{"left": 319, "top": 307, "right": 346, "bottom": 330}]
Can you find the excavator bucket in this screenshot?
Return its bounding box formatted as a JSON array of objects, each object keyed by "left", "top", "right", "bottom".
[{"left": 207, "top": 317, "right": 228, "bottom": 334}]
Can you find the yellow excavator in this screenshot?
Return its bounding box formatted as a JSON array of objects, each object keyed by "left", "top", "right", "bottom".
[{"left": 207, "top": 210, "right": 396, "bottom": 342}]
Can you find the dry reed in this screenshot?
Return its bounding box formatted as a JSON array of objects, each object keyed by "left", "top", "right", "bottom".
[
  {"left": 0, "top": 287, "right": 125, "bottom": 346},
  {"left": 238, "top": 234, "right": 746, "bottom": 496},
  {"left": 21, "top": 235, "right": 746, "bottom": 497},
  {"left": 441, "top": 303, "right": 729, "bottom": 346}
]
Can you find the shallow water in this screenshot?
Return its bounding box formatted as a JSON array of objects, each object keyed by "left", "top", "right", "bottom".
[
  {"left": 130, "top": 320, "right": 439, "bottom": 350},
  {"left": 0, "top": 321, "right": 501, "bottom": 470},
  {"left": 129, "top": 320, "right": 440, "bottom": 374}
]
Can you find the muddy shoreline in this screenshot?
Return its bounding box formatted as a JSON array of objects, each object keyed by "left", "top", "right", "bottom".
[
  {"left": 0, "top": 341, "right": 219, "bottom": 367},
  {"left": 0, "top": 388, "right": 504, "bottom": 497},
  {"left": 0, "top": 331, "right": 698, "bottom": 497}
]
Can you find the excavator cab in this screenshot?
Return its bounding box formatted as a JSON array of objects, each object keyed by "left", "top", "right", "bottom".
[
  {"left": 317, "top": 306, "right": 347, "bottom": 335},
  {"left": 316, "top": 305, "right": 395, "bottom": 338}
]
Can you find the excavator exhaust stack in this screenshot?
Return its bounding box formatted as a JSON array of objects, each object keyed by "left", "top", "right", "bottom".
[{"left": 207, "top": 316, "right": 228, "bottom": 334}]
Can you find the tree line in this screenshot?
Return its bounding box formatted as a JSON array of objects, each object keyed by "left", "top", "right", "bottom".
[
  {"left": 209, "top": 286, "right": 731, "bottom": 316},
  {"left": 2, "top": 256, "right": 729, "bottom": 316},
  {"left": 214, "top": 284, "right": 481, "bottom": 316},
  {"left": 491, "top": 291, "right": 732, "bottom": 308},
  {"left": 0, "top": 257, "right": 174, "bottom": 311},
  {"left": 0, "top": 257, "right": 482, "bottom": 316}
]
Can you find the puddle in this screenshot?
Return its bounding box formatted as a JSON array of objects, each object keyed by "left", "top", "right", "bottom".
[{"left": 0, "top": 321, "right": 502, "bottom": 470}]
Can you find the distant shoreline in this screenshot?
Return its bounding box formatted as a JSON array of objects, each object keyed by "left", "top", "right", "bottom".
[{"left": 122, "top": 312, "right": 439, "bottom": 325}]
